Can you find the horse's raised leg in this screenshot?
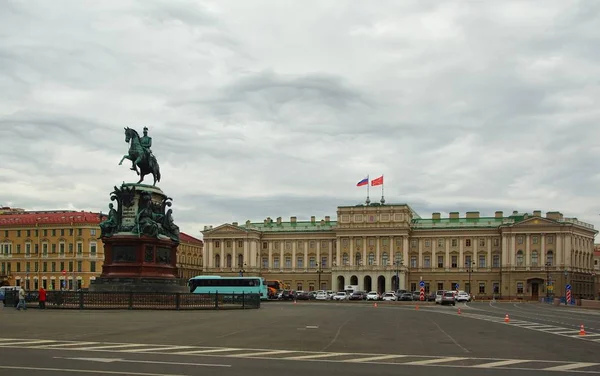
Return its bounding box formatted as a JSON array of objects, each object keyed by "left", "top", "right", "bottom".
[{"left": 118, "top": 155, "right": 129, "bottom": 165}]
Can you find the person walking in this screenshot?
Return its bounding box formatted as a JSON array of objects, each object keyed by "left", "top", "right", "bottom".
[
  {"left": 39, "top": 286, "right": 46, "bottom": 309},
  {"left": 16, "top": 286, "right": 27, "bottom": 311}
]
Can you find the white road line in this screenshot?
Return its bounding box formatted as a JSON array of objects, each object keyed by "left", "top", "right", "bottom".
[
  {"left": 77, "top": 344, "right": 149, "bottom": 351},
  {"left": 29, "top": 342, "right": 99, "bottom": 348},
  {"left": 0, "top": 340, "right": 56, "bottom": 346},
  {"left": 121, "top": 346, "right": 193, "bottom": 353},
  {"left": 544, "top": 362, "right": 598, "bottom": 371},
  {"left": 230, "top": 350, "right": 296, "bottom": 357},
  {"left": 344, "top": 355, "right": 405, "bottom": 362},
  {"left": 285, "top": 352, "right": 348, "bottom": 360},
  {"left": 403, "top": 357, "right": 467, "bottom": 365},
  {"left": 472, "top": 359, "right": 531, "bottom": 368},
  {"left": 173, "top": 348, "right": 242, "bottom": 355},
  {"left": 551, "top": 331, "right": 580, "bottom": 335}
]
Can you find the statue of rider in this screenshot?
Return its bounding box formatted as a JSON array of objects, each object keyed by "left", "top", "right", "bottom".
[{"left": 140, "top": 127, "right": 154, "bottom": 168}]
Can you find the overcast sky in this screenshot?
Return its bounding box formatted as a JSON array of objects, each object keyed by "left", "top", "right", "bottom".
[{"left": 1, "top": 0, "right": 599, "bottom": 239}]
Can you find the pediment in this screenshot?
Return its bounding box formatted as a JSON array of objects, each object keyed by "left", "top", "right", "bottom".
[
  {"left": 204, "top": 223, "right": 252, "bottom": 235},
  {"left": 510, "top": 216, "right": 558, "bottom": 228}
]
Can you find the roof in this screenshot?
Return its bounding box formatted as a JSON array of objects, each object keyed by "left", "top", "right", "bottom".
[
  {"left": 180, "top": 232, "right": 203, "bottom": 245},
  {"left": 337, "top": 203, "right": 422, "bottom": 219},
  {"left": 243, "top": 220, "right": 337, "bottom": 233},
  {"left": 0, "top": 210, "right": 104, "bottom": 227},
  {"left": 412, "top": 217, "right": 510, "bottom": 230}
]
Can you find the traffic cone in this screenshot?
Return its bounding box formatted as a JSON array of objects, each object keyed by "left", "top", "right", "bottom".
[
  {"left": 504, "top": 314, "right": 510, "bottom": 323},
  {"left": 374, "top": 302, "right": 378, "bottom": 308},
  {"left": 293, "top": 300, "right": 297, "bottom": 304},
  {"left": 415, "top": 305, "right": 419, "bottom": 310},
  {"left": 580, "top": 324, "right": 586, "bottom": 336},
  {"left": 457, "top": 308, "right": 461, "bottom": 315}
]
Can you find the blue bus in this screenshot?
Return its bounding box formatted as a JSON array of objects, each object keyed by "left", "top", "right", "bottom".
[{"left": 188, "top": 275, "right": 268, "bottom": 301}]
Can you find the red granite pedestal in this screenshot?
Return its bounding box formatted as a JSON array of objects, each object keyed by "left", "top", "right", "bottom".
[{"left": 90, "top": 234, "right": 186, "bottom": 293}]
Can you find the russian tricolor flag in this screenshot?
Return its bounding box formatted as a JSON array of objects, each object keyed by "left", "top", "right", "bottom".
[{"left": 356, "top": 176, "right": 369, "bottom": 187}]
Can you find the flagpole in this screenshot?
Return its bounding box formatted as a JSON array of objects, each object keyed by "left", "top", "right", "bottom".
[
  {"left": 366, "top": 174, "right": 370, "bottom": 205},
  {"left": 380, "top": 174, "right": 385, "bottom": 204}
]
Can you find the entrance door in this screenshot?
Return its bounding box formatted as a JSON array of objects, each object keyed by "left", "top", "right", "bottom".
[{"left": 531, "top": 283, "right": 539, "bottom": 300}]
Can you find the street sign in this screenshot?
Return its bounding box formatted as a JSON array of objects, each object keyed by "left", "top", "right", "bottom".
[
  {"left": 455, "top": 283, "right": 460, "bottom": 289},
  {"left": 419, "top": 287, "right": 425, "bottom": 301},
  {"left": 419, "top": 280, "right": 425, "bottom": 288},
  {"left": 566, "top": 284, "right": 572, "bottom": 290},
  {"left": 62, "top": 270, "right": 66, "bottom": 276}
]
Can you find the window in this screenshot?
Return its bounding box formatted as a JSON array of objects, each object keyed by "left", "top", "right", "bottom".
[
  {"left": 262, "top": 242, "right": 267, "bottom": 250},
  {"left": 43, "top": 262, "right": 47, "bottom": 272},
  {"left": 493, "top": 254, "right": 500, "bottom": 268},
  {"left": 424, "top": 283, "right": 430, "bottom": 293},
  {"left": 90, "top": 229, "right": 96, "bottom": 236},
  {"left": 309, "top": 256, "right": 316, "bottom": 268},
  {"left": 532, "top": 236, "right": 538, "bottom": 244},
  {"left": 354, "top": 252, "right": 361, "bottom": 265},
  {"left": 91, "top": 262, "right": 96, "bottom": 273},
  {"left": 438, "top": 239, "right": 444, "bottom": 248},
  {"left": 452, "top": 239, "right": 458, "bottom": 247},
  {"left": 297, "top": 283, "right": 303, "bottom": 291},
  {"left": 424, "top": 256, "right": 431, "bottom": 268},
  {"left": 368, "top": 252, "right": 374, "bottom": 265},
  {"left": 367, "top": 239, "right": 373, "bottom": 246},
  {"left": 16, "top": 262, "right": 21, "bottom": 272},
  {"left": 215, "top": 241, "right": 220, "bottom": 248},
  {"left": 451, "top": 282, "right": 458, "bottom": 290},
  {"left": 547, "top": 235, "right": 554, "bottom": 244},
  {"left": 465, "top": 255, "right": 472, "bottom": 266},
  {"left": 410, "top": 256, "right": 417, "bottom": 268},
  {"left": 77, "top": 242, "right": 83, "bottom": 254},
  {"left": 437, "top": 255, "right": 444, "bottom": 268},
  {"left": 382, "top": 252, "right": 389, "bottom": 266},
  {"left": 237, "top": 254, "right": 243, "bottom": 267},
  {"left": 68, "top": 261, "right": 73, "bottom": 272},
  {"left": 77, "top": 261, "right": 82, "bottom": 272},
  {"left": 60, "top": 262, "right": 64, "bottom": 272},
  {"left": 517, "top": 282, "right": 524, "bottom": 294},
  {"left": 297, "top": 256, "right": 304, "bottom": 268},
  {"left": 273, "top": 257, "right": 280, "bottom": 268},
  {"left": 25, "top": 243, "right": 31, "bottom": 255},
  {"left": 342, "top": 253, "right": 349, "bottom": 265},
  {"left": 226, "top": 254, "right": 232, "bottom": 268},
  {"left": 52, "top": 244, "right": 56, "bottom": 253},
  {"left": 465, "top": 239, "right": 471, "bottom": 247},
  {"left": 411, "top": 240, "right": 417, "bottom": 247},
  {"left": 531, "top": 251, "right": 538, "bottom": 266},
  {"left": 547, "top": 250, "right": 554, "bottom": 266},
  {"left": 321, "top": 256, "right": 327, "bottom": 268},
  {"left": 285, "top": 256, "right": 292, "bottom": 268},
  {"left": 516, "top": 251, "right": 524, "bottom": 266},
  {"left": 78, "top": 229, "right": 82, "bottom": 236},
  {"left": 437, "top": 282, "right": 444, "bottom": 291},
  {"left": 59, "top": 243, "right": 65, "bottom": 255},
  {"left": 493, "top": 282, "right": 499, "bottom": 294},
  {"left": 42, "top": 243, "right": 48, "bottom": 256},
  {"left": 479, "top": 254, "right": 486, "bottom": 268},
  {"left": 215, "top": 255, "right": 220, "bottom": 267},
  {"left": 26, "top": 262, "right": 30, "bottom": 272},
  {"left": 424, "top": 240, "right": 430, "bottom": 247},
  {"left": 238, "top": 241, "right": 243, "bottom": 248},
  {"left": 517, "top": 236, "right": 523, "bottom": 244},
  {"left": 395, "top": 252, "right": 402, "bottom": 263},
  {"left": 494, "top": 238, "right": 499, "bottom": 246},
  {"left": 479, "top": 239, "right": 485, "bottom": 247},
  {"left": 90, "top": 243, "right": 97, "bottom": 256},
  {"left": 262, "top": 257, "right": 268, "bottom": 268},
  {"left": 451, "top": 255, "right": 457, "bottom": 268},
  {"left": 479, "top": 283, "right": 485, "bottom": 294}
]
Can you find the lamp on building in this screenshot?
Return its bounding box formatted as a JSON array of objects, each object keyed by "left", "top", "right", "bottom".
[{"left": 465, "top": 261, "right": 475, "bottom": 295}]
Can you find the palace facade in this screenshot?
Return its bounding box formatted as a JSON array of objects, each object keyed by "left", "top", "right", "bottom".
[
  {"left": 201, "top": 203, "right": 598, "bottom": 300},
  {"left": 0, "top": 208, "right": 204, "bottom": 289}
]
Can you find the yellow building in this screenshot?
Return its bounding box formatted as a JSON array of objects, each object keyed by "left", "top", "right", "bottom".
[
  {"left": 201, "top": 204, "right": 598, "bottom": 300},
  {"left": 0, "top": 208, "right": 205, "bottom": 290},
  {"left": 0, "top": 209, "right": 105, "bottom": 290},
  {"left": 177, "top": 233, "right": 204, "bottom": 280}
]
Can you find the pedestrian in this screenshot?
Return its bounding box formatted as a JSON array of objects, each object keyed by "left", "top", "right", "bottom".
[
  {"left": 39, "top": 286, "right": 46, "bottom": 309},
  {"left": 16, "top": 286, "right": 27, "bottom": 311}
]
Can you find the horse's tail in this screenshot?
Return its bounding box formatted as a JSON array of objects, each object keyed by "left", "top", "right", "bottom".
[{"left": 155, "top": 163, "right": 161, "bottom": 182}]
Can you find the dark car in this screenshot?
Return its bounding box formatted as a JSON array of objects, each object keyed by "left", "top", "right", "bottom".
[
  {"left": 279, "top": 290, "right": 296, "bottom": 300},
  {"left": 399, "top": 292, "right": 413, "bottom": 301},
  {"left": 295, "top": 291, "right": 311, "bottom": 300},
  {"left": 349, "top": 291, "right": 367, "bottom": 300}
]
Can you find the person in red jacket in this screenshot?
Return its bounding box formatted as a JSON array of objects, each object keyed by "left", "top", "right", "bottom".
[{"left": 39, "top": 287, "right": 46, "bottom": 309}]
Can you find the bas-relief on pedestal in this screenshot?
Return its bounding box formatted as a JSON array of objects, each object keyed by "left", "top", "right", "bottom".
[{"left": 90, "top": 127, "right": 186, "bottom": 293}]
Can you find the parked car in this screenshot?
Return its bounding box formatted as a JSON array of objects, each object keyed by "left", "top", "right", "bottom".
[
  {"left": 382, "top": 292, "right": 397, "bottom": 301},
  {"left": 455, "top": 291, "right": 471, "bottom": 302},
  {"left": 349, "top": 291, "right": 367, "bottom": 300},
  {"left": 399, "top": 292, "right": 413, "bottom": 301},
  {"left": 441, "top": 291, "right": 456, "bottom": 306},
  {"left": 333, "top": 292, "right": 348, "bottom": 300},
  {"left": 366, "top": 291, "right": 380, "bottom": 301}
]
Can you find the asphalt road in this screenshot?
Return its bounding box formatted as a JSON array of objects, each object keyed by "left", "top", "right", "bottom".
[{"left": 1, "top": 300, "right": 600, "bottom": 375}]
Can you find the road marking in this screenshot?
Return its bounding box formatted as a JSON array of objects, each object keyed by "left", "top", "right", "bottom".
[
  {"left": 230, "top": 350, "right": 296, "bottom": 357},
  {"left": 306, "top": 325, "right": 319, "bottom": 329},
  {"left": 285, "top": 352, "right": 348, "bottom": 360},
  {"left": 473, "top": 359, "right": 530, "bottom": 368},
  {"left": 344, "top": 354, "right": 405, "bottom": 362},
  {"left": 0, "top": 340, "right": 56, "bottom": 346},
  {"left": 0, "top": 365, "right": 188, "bottom": 376},
  {"left": 77, "top": 344, "right": 148, "bottom": 351},
  {"left": 121, "top": 346, "right": 193, "bottom": 353},
  {"left": 173, "top": 348, "right": 242, "bottom": 355},
  {"left": 544, "top": 362, "right": 598, "bottom": 371},
  {"left": 29, "top": 342, "right": 99, "bottom": 348},
  {"left": 54, "top": 356, "right": 232, "bottom": 368},
  {"left": 403, "top": 357, "right": 467, "bottom": 365}
]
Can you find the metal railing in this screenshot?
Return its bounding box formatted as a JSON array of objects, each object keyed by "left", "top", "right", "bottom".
[{"left": 3, "top": 290, "right": 260, "bottom": 310}]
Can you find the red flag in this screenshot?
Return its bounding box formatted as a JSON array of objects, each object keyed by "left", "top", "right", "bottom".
[{"left": 371, "top": 175, "right": 383, "bottom": 186}]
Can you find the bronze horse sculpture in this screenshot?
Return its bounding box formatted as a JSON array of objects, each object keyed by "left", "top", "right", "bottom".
[{"left": 118, "top": 127, "right": 161, "bottom": 186}]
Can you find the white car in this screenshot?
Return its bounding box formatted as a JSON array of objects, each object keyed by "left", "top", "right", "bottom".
[
  {"left": 455, "top": 291, "right": 471, "bottom": 302},
  {"left": 366, "top": 291, "right": 380, "bottom": 301},
  {"left": 382, "top": 292, "right": 397, "bottom": 301},
  {"left": 333, "top": 292, "right": 348, "bottom": 300},
  {"left": 316, "top": 291, "right": 329, "bottom": 300}
]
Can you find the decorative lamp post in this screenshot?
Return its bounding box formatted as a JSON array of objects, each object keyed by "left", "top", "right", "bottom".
[{"left": 317, "top": 264, "right": 323, "bottom": 290}]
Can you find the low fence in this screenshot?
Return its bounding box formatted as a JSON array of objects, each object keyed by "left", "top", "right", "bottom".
[{"left": 2, "top": 290, "right": 260, "bottom": 310}]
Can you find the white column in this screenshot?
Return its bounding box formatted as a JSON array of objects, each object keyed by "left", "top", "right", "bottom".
[
  {"left": 525, "top": 234, "right": 530, "bottom": 267},
  {"left": 501, "top": 234, "right": 508, "bottom": 266},
  {"left": 220, "top": 240, "right": 224, "bottom": 270},
  {"left": 205, "top": 240, "right": 211, "bottom": 269},
  {"left": 431, "top": 239, "right": 436, "bottom": 270},
  {"left": 328, "top": 240, "right": 333, "bottom": 268},
  {"left": 487, "top": 237, "right": 492, "bottom": 269},
  {"left": 564, "top": 234, "right": 572, "bottom": 267},
  {"left": 349, "top": 237, "right": 354, "bottom": 266},
  {"left": 510, "top": 235, "right": 516, "bottom": 267},
  {"left": 375, "top": 237, "right": 380, "bottom": 266},
  {"left": 292, "top": 241, "right": 297, "bottom": 269},
  {"left": 268, "top": 241, "right": 273, "bottom": 269},
  {"left": 556, "top": 234, "right": 562, "bottom": 266},
  {"left": 317, "top": 240, "right": 321, "bottom": 269},
  {"left": 418, "top": 238, "right": 423, "bottom": 269},
  {"left": 402, "top": 236, "right": 409, "bottom": 266},
  {"left": 389, "top": 236, "right": 394, "bottom": 266},
  {"left": 335, "top": 238, "right": 341, "bottom": 267},
  {"left": 304, "top": 241, "right": 308, "bottom": 271},
  {"left": 459, "top": 237, "right": 464, "bottom": 269},
  {"left": 541, "top": 234, "right": 546, "bottom": 265},
  {"left": 280, "top": 241, "right": 284, "bottom": 270},
  {"left": 445, "top": 238, "right": 450, "bottom": 269},
  {"left": 362, "top": 236, "right": 367, "bottom": 266}
]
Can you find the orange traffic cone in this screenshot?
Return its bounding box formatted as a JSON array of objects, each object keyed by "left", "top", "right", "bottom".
[
  {"left": 457, "top": 308, "right": 461, "bottom": 315},
  {"left": 504, "top": 314, "right": 510, "bottom": 323},
  {"left": 415, "top": 305, "right": 419, "bottom": 310},
  {"left": 293, "top": 300, "right": 297, "bottom": 304},
  {"left": 580, "top": 324, "right": 586, "bottom": 336},
  {"left": 374, "top": 302, "right": 378, "bottom": 308}
]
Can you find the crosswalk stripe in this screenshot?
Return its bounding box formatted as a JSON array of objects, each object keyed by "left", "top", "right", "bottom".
[
  {"left": 173, "top": 348, "right": 242, "bottom": 355},
  {"left": 551, "top": 331, "right": 580, "bottom": 335},
  {"left": 285, "top": 352, "right": 348, "bottom": 360},
  {"left": 121, "top": 346, "right": 193, "bottom": 353},
  {"left": 76, "top": 343, "right": 148, "bottom": 350},
  {"left": 230, "top": 350, "right": 296, "bottom": 357},
  {"left": 403, "top": 357, "right": 467, "bottom": 365},
  {"left": 543, "top": 362, "right": 598, "bottom": 371},
  {"left": 29, "top": 342, "right": 99, "bottom": 348},
  {"left": 344, "top": 355, "right": 405, "bottom": 362},
  {"left": 473, "top": 359, "right": 530, "bottom": 368},
  {"left": 0, "top": 340, "right": 56, "bottom": 346}
]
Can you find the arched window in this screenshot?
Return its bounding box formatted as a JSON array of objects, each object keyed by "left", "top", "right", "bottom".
[
  {"left": 342, "top": 253, "right": 349, "bottom": 266},
  {"left": 355, "top": 252, "right": 361, "bottom": 265},
  {"left": 531, "top": 250, "right": 538, "bottom": 266},
  {"left": 382, "top": 252, "right": 389, "bottom": 266},
  {"left": 237, "top": 254, "right": 243, "bottom": 267},
  {"left": 215, "top": 254, "right": 221, "bottom": 268},
  {"left": 226, "top": 254, "right": 232, "bottom": 268},
  {"left": 516, "top": 250, "right": 524, "bottom": 266},
  {"left": 546, "top": 250, "right": 554, "bottom": 266},
  {"left": 368, "top": 252, "right": 375, "bottom": 265}
]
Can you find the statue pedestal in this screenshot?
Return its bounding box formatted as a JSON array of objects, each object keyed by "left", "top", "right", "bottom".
[{"left": 90, "top": 183, "right": 186, "bottom": 293}]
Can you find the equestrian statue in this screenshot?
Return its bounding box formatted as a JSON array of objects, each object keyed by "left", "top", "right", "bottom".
[{"left": 119, "top": 127, "right": 161, "bottom": 186}]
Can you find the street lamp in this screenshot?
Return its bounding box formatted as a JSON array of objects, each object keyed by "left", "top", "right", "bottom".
[
  {"left": 239, "top": 263, "right": 247, "bottom": 277},
  {"left": 465, "top": 261, "right": 475, "bottom": 295},
  {"left": 317, "top": 264, "right": 323, "bottom": 290},
  {"left": 545, "top": 262, "right": 551, "bottom": 299}
]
